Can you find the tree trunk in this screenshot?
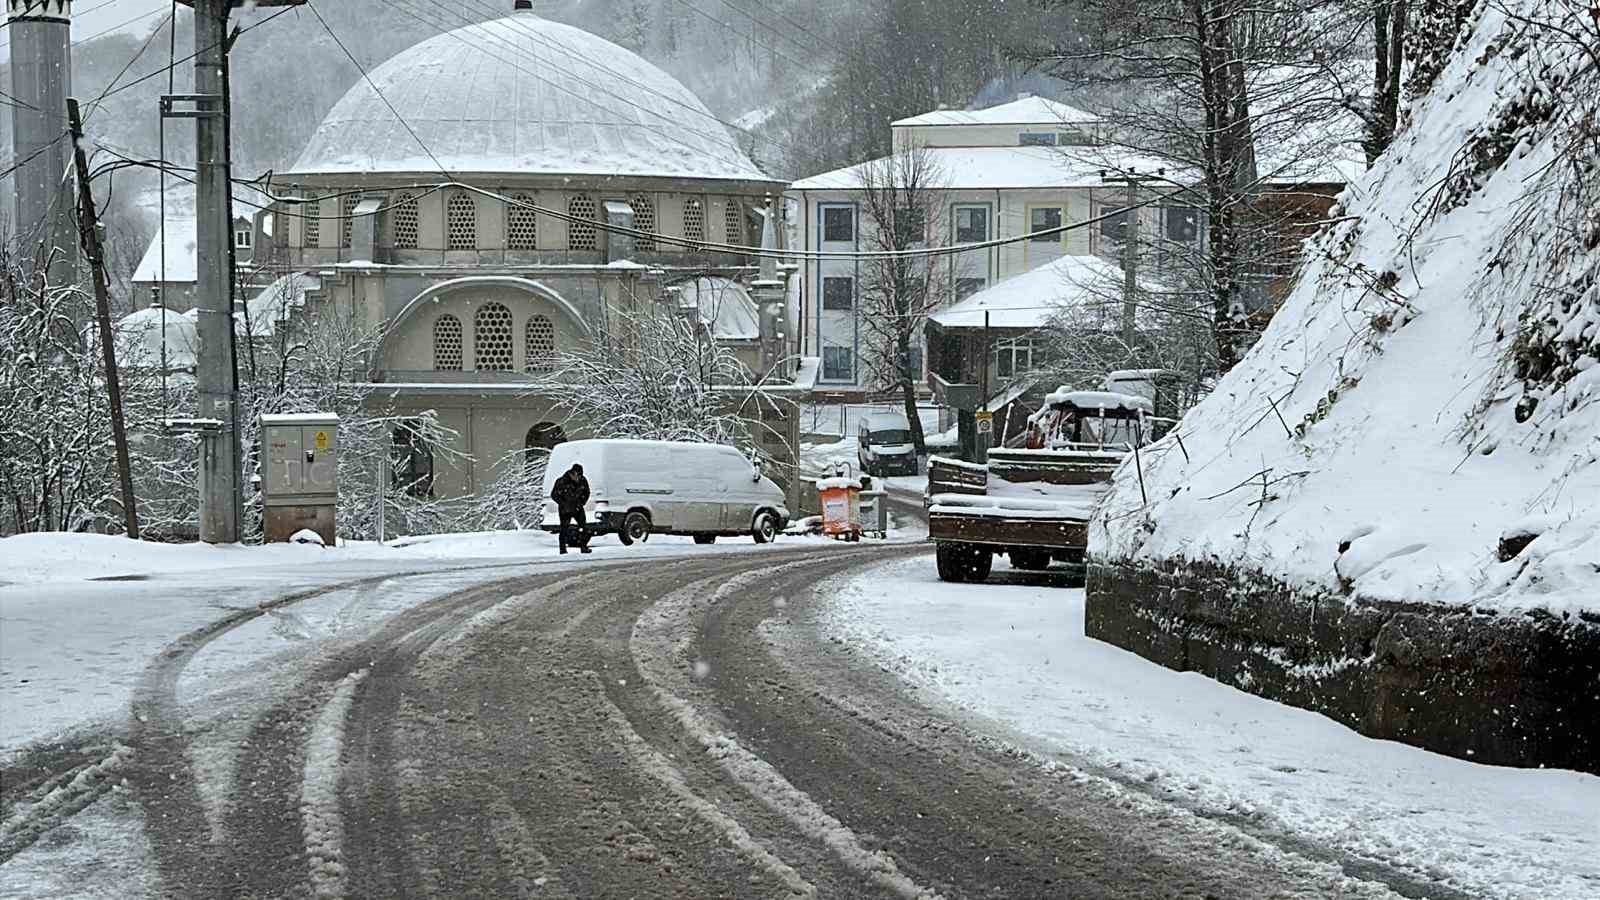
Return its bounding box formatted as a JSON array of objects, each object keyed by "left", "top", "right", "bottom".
[{"left": 898, "top": 332, "right": 927, "bottom": 456}]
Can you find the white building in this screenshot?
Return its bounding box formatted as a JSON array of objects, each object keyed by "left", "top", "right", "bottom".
[{"left": 786, "top": 95, "right": 1204, "bottom": 392}]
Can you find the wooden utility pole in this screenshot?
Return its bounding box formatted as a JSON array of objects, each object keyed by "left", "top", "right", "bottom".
[
  {"left": 1100, "top": 168, "right": 1165, "bottom": 347},
  {"left": 67, "top": 98, "right": 141, "bottom": 540}
]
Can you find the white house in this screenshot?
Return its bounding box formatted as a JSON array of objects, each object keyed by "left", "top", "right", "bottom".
[{"left": 786, "top": 95, "right": 1203, "bottom": 392}]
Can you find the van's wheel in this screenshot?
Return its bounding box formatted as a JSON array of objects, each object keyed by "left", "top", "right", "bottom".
[
  {"left": 618, "top": 511, "right": 651, "bottom": 546},
  {"left": 752, "top": 511, "right": 778, "bottom": 544},
  {"left": 693, "top": 534, "right": 717, "bottom": 545},
  {"left": 1010, "top": 549, "right": 1052, "bottom": 571}
]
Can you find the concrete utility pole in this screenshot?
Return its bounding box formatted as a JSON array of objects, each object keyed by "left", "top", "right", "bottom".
[
  {"left": 6, "top": 0, "right": 77, "bottom": 282},
  {"left": 179, "top": 0, "right": 304, "bottom": 543},
  {"left": 1099, "top": 168, "right": 1165, "bottom": 347}
]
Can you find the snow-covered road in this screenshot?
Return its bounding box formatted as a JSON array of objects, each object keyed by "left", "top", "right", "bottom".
[{"left": 820, "top": 555, "right": 1600, "bottom": 900}]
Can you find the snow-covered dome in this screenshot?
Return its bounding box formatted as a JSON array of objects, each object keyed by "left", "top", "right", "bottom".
[{"left": 287, "top": 12, "right": 773, "bottom": 183}]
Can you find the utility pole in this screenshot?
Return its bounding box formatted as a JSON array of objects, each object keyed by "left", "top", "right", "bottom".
[
  {"left": 7, "top": 0, "right": 78, "bottom": 283},
  {"left": 178, "top": 0, "right": 304, "bottom": 543},
  {"left": 1099, "top": 168, "right": 1165, "bottom": 347},
  {"left": 67, "top": 98, "right": 140, "bottom": 539}
]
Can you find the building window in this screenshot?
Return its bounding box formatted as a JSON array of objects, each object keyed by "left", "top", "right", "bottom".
[
  {"left": 391, "top": 420, "right": 434, "bottom": 498},
  {"left": 1029, "top": 206, "right": 1062, "bottom": 242},
  {"left": 433, "top": 314, "right": 463, "bottom": 370},
  {"left": 822, "top": 276, "right": 854, "bottom": 311},
  {"left": 630, "top": 193, "right": 655, "bottom": 251},
  {"left": 1100, "top": 206, "right": 1133, "bottom": 242},
  {"left": 723, "top": 199, "right": 744, "bottom": 246},
  {"left": 568, "top": 194, "right": 597, "bottom": 250},
  {"left": 954, "top": 206, "right": 988, "bottom": 243},
  {"left": 341, "top": 192, "right": 357, "bottom": 248},
  {"left": 507, "top": 193, "right": 538, "bottom": 250},
  {"left": 392, "top": 192, "right": 419, "bottom": 249},
  {"left": 303, "top": 194, "right": 320, "bottom": 248},
  {"left": 955, "top": 277, "right": 987, "bottom": 301},
  {"left": 993, "top": 338, "right": 1034, "bottom": 378},
  {"left": 822, "top": 206, "right": 854, "bottom": 243},
  {"left": 1019, "top": 132, "right": 1058, "bottom": 147},
  {"left": 1165, "top": 205, "right": 1200, "bottom": 242},
  {"left": 474, "top": 302, "right": 514, "bottom": 371},
  {"left": 684, "top": 198, "right": 705, "bottom": 245},
  {"left": 234, "top": 227, "right": 253, "bottom": 250},
  {"left": 525, "top": 314, "right": 556, "bottom": 373},
  {"left": 822, "top": 346, "right": 854, "bottom": 381},
  {"left": 447, "top": 193, "right": 476, "bottom": 250}
]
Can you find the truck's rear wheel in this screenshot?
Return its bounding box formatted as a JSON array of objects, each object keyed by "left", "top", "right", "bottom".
[
  {"left": 1010, "top": 549, "right": 1052, "bottom": 571},
  {"left": 936, "top": 542, "right": 991, "bottom": 583}
]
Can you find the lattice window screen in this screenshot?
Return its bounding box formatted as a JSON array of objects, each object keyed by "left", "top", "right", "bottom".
[
  {"left": 723, "top": 200, "right": 744, "bottom": 247},
  {"left": 525, "top": 314, "right": 556, "bottom": 373},
  {"left": 393, "top": 193, "right": 419, "bottom": 249},
  {"left": 568, "top": 194, "right": 597, "bottom": 250},
  {"left": 433, "top": 314, "right": 463, "bottom": 370},
  {"left": 340, "top": 192, "right": 358, "bottom": 248},
  {"left": 508, "top": 194, "right": 538, "bottom": 250},
  {"left": 303, "top": 194, "right": 321, "bottom": 248},
  {"left": 684, "top": 198, "right": 705, "bottom": 245},
  {"left": 447, "top": 194, "right": 477, "bottom": 250},
  {"left": 474, "top": 303, "right": 514, "bottom": 371},
  {"left": 631, "top": 193, "right": 655, "bottom": 251}
]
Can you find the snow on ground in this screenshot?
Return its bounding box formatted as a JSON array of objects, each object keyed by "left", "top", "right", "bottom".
[
  {"left": 1093, "top": 0, "right": 1600, "bottom": 615},
  {"left": 0, "top": 530, "right": 823, "bottom": 756},
  {"left": 821, "top": 556, "right": 1600, "bottom": 900}
]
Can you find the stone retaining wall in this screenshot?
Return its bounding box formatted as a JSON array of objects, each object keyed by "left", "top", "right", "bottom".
[{"left": 1086, "top": 558, "right": 1600, "bottom": 774}]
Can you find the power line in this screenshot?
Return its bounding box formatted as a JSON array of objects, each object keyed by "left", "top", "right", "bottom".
[
  {"left": 85, "top": 5, "right": 297, "bottom": 106},
  {"left": 0, "top": 0, "right": 122, "bottom": 53},
  {"left": 665, "top": 0, "right": 820, "bottom": 64},
  {"left": 82, "top": 9, "right": 177, "bottom": 125}
]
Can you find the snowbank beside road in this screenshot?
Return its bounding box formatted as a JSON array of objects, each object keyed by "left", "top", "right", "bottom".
[
  {"left": 1092, "top": 0, "right": 1600, "bottom": 616},
  {"left": 821, "top": 556, "right": 1600, "bottom": 900}
]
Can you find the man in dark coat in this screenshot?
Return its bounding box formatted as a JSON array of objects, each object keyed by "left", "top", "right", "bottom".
[{"left": 551, "top": 463, "right": 592, "bottom": 554}]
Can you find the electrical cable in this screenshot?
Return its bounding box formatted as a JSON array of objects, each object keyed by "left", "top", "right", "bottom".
[
  {"left": 81, "top": 9, "right": 176, "bottom": 125},
  {"left": 85, "top": 5, "right": 297, "bottom": 106}
]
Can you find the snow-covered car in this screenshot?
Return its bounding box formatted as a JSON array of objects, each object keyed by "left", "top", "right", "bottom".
[
  {"left": 856, "top": 412, "right": 918, "bottom": 476},
  {"left": 541, "top": 439, "right": 789, "bottom": 546}
]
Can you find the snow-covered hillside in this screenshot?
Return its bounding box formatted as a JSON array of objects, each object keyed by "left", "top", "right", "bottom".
[{"left": 1094, "top": 0, "right": 1600, "bottom": 616}]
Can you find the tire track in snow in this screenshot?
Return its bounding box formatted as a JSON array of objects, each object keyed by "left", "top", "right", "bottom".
[
  {"left": 301, "top": 669, "right": 366, "bottom": 900},
  {"left": 631, "top": 560, "right": 944, "bottom": 900}
]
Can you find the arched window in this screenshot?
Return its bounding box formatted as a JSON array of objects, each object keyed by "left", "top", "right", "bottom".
[
  {"left": 302, "top": 193, "right": 321, "bottom": 248},
  {"left": 723, "top": 199, "right": 744, "bottom": 246},
  {"left": 525, "top": 314, "right": 556, "bottom": 374},
  {"left": 433, "top": 314, "right": 463, "bottom": 370},
  {"left": 568, "top": 194, "right": 597, "bottom": 250},
  {"left": 392, "top": 192, "right": 419, "bottom": 249},
  {"left": 507, "top": 193, "right": 538, "bottom": 250},
  {"left": 391, "top": 420, "right": 435, "bottom": 498},
  {"left": 630, "top": 193, "right": 656, "bottom": 251},
  {"left": 340, "top": 192, "right": 358, "bottom": 248},
  {"left": 474, "top": 302, "right": 514, "bottom": 371},
  {"left": 683, "top": 197, "right": 705, "bottom": 245},
  {"left": 447, "top": 193, "right": 477, "bottom": 250},
  {"left": 524, "top": 422, "right": 566, "bottom": 476}
]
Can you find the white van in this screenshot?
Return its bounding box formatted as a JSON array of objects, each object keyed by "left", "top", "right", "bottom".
[
  {"left": 541, "top": 439, "right": 790, "bottom": 546},
  {"left": 856, "top": 412, "right": 917, "bottom": 476}
]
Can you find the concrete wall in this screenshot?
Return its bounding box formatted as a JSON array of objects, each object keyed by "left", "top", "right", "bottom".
[{"left": 1087, "top": 556, "right": 1600, "bottom": 774}]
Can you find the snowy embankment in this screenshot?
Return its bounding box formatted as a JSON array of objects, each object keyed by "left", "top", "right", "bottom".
[
  {"left": 822, "top": 557, "right": 1600, "bottom": 900},
  {"left": 1094, "top": 0, "right": 1600, "bottom": 617}
]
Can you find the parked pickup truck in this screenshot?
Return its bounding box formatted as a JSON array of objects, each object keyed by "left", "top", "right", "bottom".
[{"left": 925, "top": 390, "right": 1153, "bottom": 583}]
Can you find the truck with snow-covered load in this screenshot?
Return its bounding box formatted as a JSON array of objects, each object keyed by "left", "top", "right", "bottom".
[{"left": 925, "top": 389, "right": 1154, "bottom": 583}]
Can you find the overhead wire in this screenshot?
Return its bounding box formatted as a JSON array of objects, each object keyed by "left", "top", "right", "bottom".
[{"left": 81, "top": 8, "right": 177, "bottom": 124}]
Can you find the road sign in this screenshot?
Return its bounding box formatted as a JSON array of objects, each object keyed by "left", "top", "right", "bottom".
[{"left": 975, "top": 410, "right": 993, "bottom": 435}]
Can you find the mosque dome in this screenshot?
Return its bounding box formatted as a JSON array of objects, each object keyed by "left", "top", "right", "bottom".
[{"left": 287, "top": 12, "right": 773, "bottom": 183}]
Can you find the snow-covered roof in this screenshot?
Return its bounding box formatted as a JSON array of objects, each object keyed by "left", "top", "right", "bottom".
[
  {"left": 112, "top": 306, "right": 199, "bottom": 369},
  {"left": 894, "top": 95, "right": 1101, "bottom": 128},
  {"left": 131, "top": 216, "right": 197, "bottom": 284},
  {"left": 1041, "top": 389, "right": 1153, "bottom": 412},
  {"left": 674, "top": 277, "right": 760, "bottom": 340},
  {"left": 286, "top": 12, "right": 775, "bottom": 184},
  {"left": 244, "top": 272, "right": 320, "bottom": 338},
  {"left": 930, "top": 255, "right": 1156, "bottom": 330},
  {"left": 789, "top": 145, "right": 1179, "bottom": 192}
]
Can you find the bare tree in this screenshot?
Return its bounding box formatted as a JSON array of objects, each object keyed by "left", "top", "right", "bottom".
[{"left": 854, "top": 146, "right": 953, "bottom": 454}]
